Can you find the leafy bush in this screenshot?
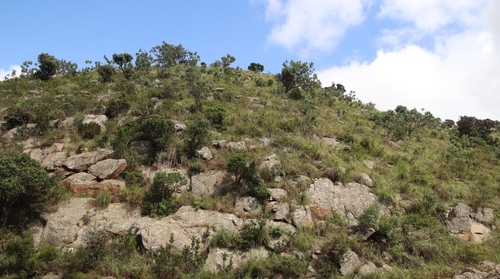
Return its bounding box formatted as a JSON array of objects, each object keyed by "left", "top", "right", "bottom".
[
  {"left": 206, "top": 105, "right": 227, "bottom": 130},
  {"left": 77, "top": 122, "right": 101, "bottom": 139},
  {"left": 105, "top": 97, "right": 130, "bottom": 118},
  {"left": 226, "top": 155, "right": 270, "bottom": 201},
  {"left": 289, "top": 87, "right": 305, "bottom": 100},
  {"left": 0, "top": 153, "right": 54, "bottom": 226},
  {"left": 142, "top": 172, "right": 187, "bottom": 217},
  {"left": 183, "top": 114, "right": 212, "bottom": 158},
  {"left": 97, "top": 65, "right": 114, "bottom": 82}
]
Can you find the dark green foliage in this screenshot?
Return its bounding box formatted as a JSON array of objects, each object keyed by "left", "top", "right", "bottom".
[
  {"left": 77, "top": 122, "right": 101, "bottom": 139},
  {"left": 136, "top": 114, "right": 175, "bottom": 160},
  {"left": 97, "top": 64, "right": 114, "bottom": 82},
  {"left": 0, "top": 153, "right": 54, "bottom": 226},
  {"left": 83, "top": 228, "right": 110, "bottom": 268},
  {"left": 183, "top": 114, "right": 212, "bottom": 158},
  {"left": 4, "top": 108, "right": 31, "bottom": 129},
  {"left": 238, "top": 218, "right": 268, "bottom": 251},
  {"left": 142, "top": 172, "right": 187, "bottom": 217},
  {"left": 457, "top": 116, "right": 496, "bottom": 144},
  {"left": 226, "top": 155, "right": 270, "bottom": 201},
  {"left": 111, "top": 53, "right": 134, "bottom": 79},
  {"left": 370, "top": 105, "right": 437, "bottom": 141},
  {"left": 206, "top": 104, "right": 227, "bottom": 130},
  {"left": 248, "top": 62, "right": 264, "bottom": 72},
  {"left": 276, "top": 60, "right": 321, "bottom": 93},
  {"left": 188, "top": 161, "right": 205, "bottom": 176},
  {"left": 0, "top": 234, "right": 36, "bottom": 277},
  {"left": 151, "top": 236, "right": 206, "bottom": 279},
  {"left": 36, "top": 53, "right": 59, "bottom": 80},
  {"left": 289, "top": 87, "right": 305, "bottom": 100},
  {"left": 105, "top": 97, "right": 130, "bottom": 118}
]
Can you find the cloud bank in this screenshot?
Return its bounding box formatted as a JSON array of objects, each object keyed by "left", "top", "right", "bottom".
[
  {"left": 262, "top": 0, "right": 500, "bottom": 121},
  {"left": 0, "top": 65, "right": 21, "bottom": 81}
]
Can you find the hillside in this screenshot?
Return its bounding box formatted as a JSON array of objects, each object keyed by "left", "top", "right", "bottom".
[{"left": 1, "top": 47, "right": 500, "bottom": 278}]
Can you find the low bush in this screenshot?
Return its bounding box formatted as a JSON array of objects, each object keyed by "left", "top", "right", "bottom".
[{"left": 77, "top": 122, "right": 101, "bottom": 139}]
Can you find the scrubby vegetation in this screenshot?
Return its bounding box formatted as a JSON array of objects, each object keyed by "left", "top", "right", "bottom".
[{"left": 1, "top": 42, "right": 500, "bottom": 278}]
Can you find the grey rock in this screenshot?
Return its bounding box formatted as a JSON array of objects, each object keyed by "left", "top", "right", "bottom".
[
  {"left": 356, "top": 172, "right": 373, "bottom": 187},
  {"left": 41, "top": 198, "right": 95, "bottom": 246},
  {"left": 474, "top": 207, "right": 494, "bottom": 225},
  {"left": 272, "top": 202, "right": 291, "bottom": 223},
  {"left": 292, "top": 206, "right": 313, "bottom": 228},
  {"left": 260, "top": 138, "right": 271, "bottom": 147},
  {"left": 321, "top": 137, "right": 340, "bottom": 146},
  {"left": 269, "top": 188, "right": 288, "bottom": 202},
  {"left": 133, "top": 206, "right": 243, "bottom": 253},
  {"left": 235, "top": 197, "right": 263, "bottom": 213},
  {"left": 265, "top": 221, "right": 295, "bottom": 250},
  {"left": 63, "top": 149, "right": 114, "bottom": 172},
  {"left": 88, "top": 159, "right": 127, "bottom": 179},
  {"left": 364, "top": 160, "right": 375, "bottom": 169},
  {"left": 197, "top": 146, "right": 213, "bottom": 161},
  {"left": 212, "top": 140, "right": 228, "bottom": 149},
  {"left": 306, "top": 178, "right": 376, "bottom": 220},
  {"left": 446, "top": 203, "right": 473, "bottom": 234},
  {"left": 40, "top": 152, "right": 66, "bottom": 170},
  {"left": 92, "top": 104, "right": 107, "bottom": 115},
  {"left": 355, "top": 227, "right": 376, "bottom": 241},
  {"left": 359, "top": 261, "right": 377, "bottom": 275},
  {"left": 190, "top": 170, "right": 229, "bottom": 197},
  {"left": 259, "top": 154, "right": 280, "bottom": 174},
  {"left": 340, "top": 249, "right": 362, "bottom": 276},
  {"left": 83, "top": 114, "right": 108, "bottom": 131},
  {"left": 204, "top": 247, "right": 268, "bottom": 272},
  {"left": 226, "top": 141, "right": 247, "bottom": 150},
  {"left": 174, "top": 123, "right": 186, "bottom": 131}
]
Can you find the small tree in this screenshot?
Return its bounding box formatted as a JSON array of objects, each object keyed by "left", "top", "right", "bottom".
[
  {"left": 276, "top": 60, "right": 321, "bottom": 93},
  {"left": 112, "top": 53, "right": 134, "bottom": 79},
  {"left": 97, "top": 64, "right": 115, "bottom": 82},
  {"left": 248, "top": 62, "right": 264, "bottom": 73},
  {"left": 36, "top": 53, "right": 59, "bottom": 80},
  {"left": 183, "top": 114, "right": 212, "bottom": 158},
  {"left": 142, "top": 172, "right": 187, "bottom": 217},
  {"left": 0, "top": 153, "right": 54, "bottom": 226}
]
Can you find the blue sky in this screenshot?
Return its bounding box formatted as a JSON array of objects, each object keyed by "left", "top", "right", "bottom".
[{"left": 2, "top": 0, "right": 499, "bottom": 121}]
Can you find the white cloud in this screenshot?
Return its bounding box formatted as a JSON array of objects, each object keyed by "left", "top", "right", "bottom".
[
  {"left": 317, "top": 0, "right": 500, "bottom": 121},
  {"left": 318, "top": 28, "right": 500, "bottom": 121},
  {"left": 263, "top": 0, "right": 372, "bottom": 57},
  {"left": 378, "top": 0, "right": 488, "bottom": 32},
  {"left": 0, "top": 65, "right": 21, "bottom": 81}
]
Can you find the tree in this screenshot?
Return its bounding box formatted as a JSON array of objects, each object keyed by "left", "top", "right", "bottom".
[
  {"left": 137, "top": 114, "right": 176, "bottom": 160},
  {"left": 188, "top": 79, "right": 211, "bottom": 111},
  {"left": 97, "top": 64, "right": 115, "bottom": 82},
  {"left": 36, "top": 53, "right": 59, "bottom": 80},
  {"left": 248, "top": 62, "right": 264, "bottom": 73},
  {"left": 135, "top": 49, "right": 153, "bottom": 73},
  {"left": 0, "top": 153, "right": 54, "bottom": 227},
  {"left": 57, "top": 59, "right": 78, "bottom": 76},
  {"left": 372, "top": 106, "right": 437, "bottom": 141},
  {"left": 457, "top": 116, "right": 495, "bottom": 144},
  {"left": 142, "top": 172, "right": 187, "bottom": 217},
  {"left": 183, "top": 114, "right": 212, "bottom": 158},
  {"left": 151, "top": 42, "right": 199, "bottom": 77},
  {"left": 276, "top": 60, "right": 321, "bottom": 93},
  {"left": 221, "top": 54, "right": 236, "bottom": 68},
  {"left": 226, "top": 155, "right": 270, "bottom": 201}
]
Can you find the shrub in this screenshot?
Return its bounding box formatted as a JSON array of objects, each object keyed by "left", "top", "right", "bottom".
[
  {"left": 358, "top": 203, "right": 381, "bottom": 230},
  {"left": 0, "top": 153, "right": 54, "bottom": 226},
  {"left": 289, "top": 87, "right": 305, "bottom": 100},
  {"left": 77, "top": 122, "right": 101, "bottom": 139},
  {"left": 183, "top": 114, "right": 212, "bottom": 158},
  {"left": 105, "top": 98, "right": 130, "bottom": 118},
  {"left": 206, "top": 105, "right": 227, "bottom": 130},
  {"left": 238, "top": 218, "right": 269, "bottom": 251},
  {"left": 210, "top": 229, "right": 238, "bottom": 249},
  {"left": 97, "top": 65, "right": 114, "bottom": 82},
  {"left": 142, "top": 172, "right": 187, "bottom": 217},
  {"left": 189, "top": 161, "right": 205, "bottom": 176}
]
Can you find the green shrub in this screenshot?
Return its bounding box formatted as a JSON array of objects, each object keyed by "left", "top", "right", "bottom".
[
  {"left": 119, "top": 185, "right": 145, "bottom": 210},
  {"left": 105, "top": 98, "right": 130, "bottom": 118},
  {"left": 289, "top": 87, "right": 305, "bottom": 100},
  {"left": 183, "top": 114, "right": 212, "bottom": 158},
  {"left": 238, "top": 218, "right": 269, "bottom": 251},
  {"left": 206, "top": 105, "right": 227, "bottom": 130},
  {"left": 358, "top": 203, "right": 381, "bottom": 230},
  {"left": 77, "top": 122, "right": 101, "bottom": 139},
  {"left": 97, "top": 65, "right": 114, "bottom": 82},
  {"left": 96, "top": 190, "right": 112, "bottom": 208},
  {"left": 189, "top": 161, "right": 205, "bottom": 175},
  {"left": 142, "top": 172, "right": 187, "bottom": 217}
]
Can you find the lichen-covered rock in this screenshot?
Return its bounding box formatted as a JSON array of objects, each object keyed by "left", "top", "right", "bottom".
[
  {"left": 197, "top": 146, "right": 213, "bottom": 161},
  {"left": 234, "top": 197, "right": 263, "bottom": 214},
  {"left": 446, "top": 203, "right": 473, "bottom": 234},
  {"left": 306, "top": 178, "right": 376, "bottom": 220},
  {"left": 204, "top": 247, "right": 269, "bottom": 272},
  {"left": 259, "top": 154, "right": 281, "bottom": 174},
  {"left": 474, "top": 207, "right": 495, "bottom": 225},
  {"left": 269, "top": 188, "right": 288, "bottom": 202},
  {"left": 356, "top": 173, "right": 373, "bottom": 187},
  {"left": 190, "top": 170, "right": 229, "bottom": 197},
  {"left": 271, "top": 202, "right": 291, "bottom": 223},
  {"left": 63, "top": 149, "right": 114, "bottom": 172},
  {"left": 133, "top": 206, "right": 243, "bottom": 253},
  {"left": 292, "top": 206, "right": 313, "bottom": 228},
  {"left": 88, "top": 159, "right": 127, "bottom": 179},
  {"left": 340, "top": 249, "right": 362, "bottom": 276},
  {"left": 41, "top": 198, "right": 95, "bottom": 246}
]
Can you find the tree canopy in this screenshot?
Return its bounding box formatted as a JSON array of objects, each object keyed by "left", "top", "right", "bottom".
[
  {"left": 276, "top": 60, "right": 321, "bottom": 93},
  {"left": 0, "top": 153, "right": 54, "bottom": 226}
]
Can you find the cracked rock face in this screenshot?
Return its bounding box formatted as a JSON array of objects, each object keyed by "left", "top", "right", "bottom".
[{"left": 306, "top": 178, "right": 377, "bottom": 220}]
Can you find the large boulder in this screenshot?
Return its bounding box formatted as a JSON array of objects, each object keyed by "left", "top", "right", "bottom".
[
  {"left": 258, "top": 154, "right": 280, "bottom": 174},
  {"left": 63, "top": 149, "right": 114, "bottom": 172},
  {"left": 133, "top": 206, "right": 243, "bottom": 253},
  {"left": 234, "top": 197, "right": 263, "bottom": 214},
  {"left": 306, "top": 179, "right": 376, "bottom": 220},
  {"left": 292, "top": 206, "right": 313, "bottom": 228},
  {"left": 446, "top": 203, "right": 493, "bottom": 244},
  {"left": 83, "top": 114, "right": 108, "bottom": 131},
  {"left": 41, "top": 198, "right": 95, "bottom": 246},
  {"left": 204, "top": 247, "right": 269, "bottom": 272},
  {"left": 340, "top": 249, "right": 362, "bottom": 276},
  {"left": 190, "top": 170, "right": 229, "bottom": 197},
  {"left": 88, "top": 159, "right": 127, "bottom": 179}
]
